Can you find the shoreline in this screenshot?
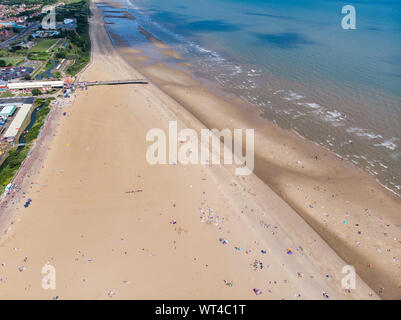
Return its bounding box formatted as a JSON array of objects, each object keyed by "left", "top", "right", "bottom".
[{"left": 102, "top": 0, "right": 401, "bottom": 298}]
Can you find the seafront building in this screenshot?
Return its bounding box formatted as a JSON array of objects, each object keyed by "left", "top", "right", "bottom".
[
  {"left": 0, "top": 80, "right": 7, "bottom": 92},
  {"left": 2, "top": 104, "right": 31, "bottom": 141}
]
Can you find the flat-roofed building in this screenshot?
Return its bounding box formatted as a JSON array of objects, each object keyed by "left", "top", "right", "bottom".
[
  {"left": 0, "top": 104, "right": 17, "bottom": 117},
  {"left": 2, "top": 104, "right": 32, "bottom": 140},
  {"left": 7, "top": 81, "right": 64, "bottom": 90}
]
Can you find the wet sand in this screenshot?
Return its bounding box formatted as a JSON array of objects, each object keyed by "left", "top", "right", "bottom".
[{"left": 106, "top": 1, "right": 401, "bottom": 299}]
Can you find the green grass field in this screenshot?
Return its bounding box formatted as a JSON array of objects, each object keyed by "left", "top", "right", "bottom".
[
  {"left": 1, "top": 56, "right": 25, "bottom": 66},
  {"left": 29, "top": 39, "right": 58, "bottom": 53}
]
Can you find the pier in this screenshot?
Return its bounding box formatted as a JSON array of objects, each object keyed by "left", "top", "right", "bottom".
[{"left": 76, "top": 79, "right": 149, "bottom": 88}]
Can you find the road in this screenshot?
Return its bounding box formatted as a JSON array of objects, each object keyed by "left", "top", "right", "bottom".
[{"left": 0, "top": 23, "right": 40, "bottom": 49}]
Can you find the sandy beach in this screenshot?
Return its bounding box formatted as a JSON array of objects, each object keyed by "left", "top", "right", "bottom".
[{"left": 0, "top": 0, "right": 398, "bottom": 300}]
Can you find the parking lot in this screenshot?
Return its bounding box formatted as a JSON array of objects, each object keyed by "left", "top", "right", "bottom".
[{"left": 0, "top": 66, "right": 34, "bottom": 81}]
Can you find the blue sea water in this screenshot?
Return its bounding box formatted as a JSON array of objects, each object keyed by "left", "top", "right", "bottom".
[{"left": 101, "top": 0, "right": 401, "bottom": 195}]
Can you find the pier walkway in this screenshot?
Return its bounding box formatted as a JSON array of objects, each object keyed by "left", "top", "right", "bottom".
[{"left": 76, "top": 79, "right": 149, "bottom": 88}]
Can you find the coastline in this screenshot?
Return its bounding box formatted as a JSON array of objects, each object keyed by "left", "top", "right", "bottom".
[
  {"left": 0, "top": 0, "right": 396, "bottom": 299},
  {"left": 102, "top": 0, "right": 401, "bottom": 298}
]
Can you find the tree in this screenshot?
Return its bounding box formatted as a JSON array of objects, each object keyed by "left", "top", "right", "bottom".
[
  {"left": 24, "top": 74, "right": 31, "bottom": 80},
  {"left": 32, "top": 88, "right": 41, "bottom": 96},
  {"left": 56, "top": 50, "right": 66, "bottom": 59},
  {"left": 0, "top": 59, "right": 6, "bottom": 67}
]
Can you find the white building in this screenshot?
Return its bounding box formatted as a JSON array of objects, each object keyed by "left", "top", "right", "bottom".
[
  {"left": 64, "top": 18, "right": 75, "bottom": 24},
  {"left": 0, "top": 104, "right": 19, "bottom": 117}
]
